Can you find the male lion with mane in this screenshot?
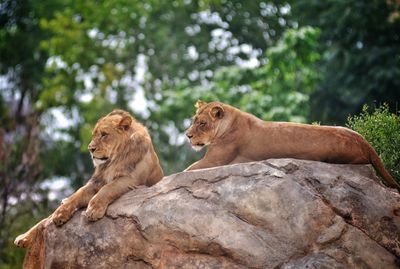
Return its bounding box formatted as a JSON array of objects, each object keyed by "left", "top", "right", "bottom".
[
  {"left": 185, "top": 100, "right": 400, "bottom": 191},
  {"left": 14, "top": 109, "right": 163, "bottom": 268}
]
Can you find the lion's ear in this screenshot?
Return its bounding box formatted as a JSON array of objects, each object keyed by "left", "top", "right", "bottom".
[
  {"left": 195, "top": 100, "right": 207, "bottom": 110},
  {"left": 210, "top": 105, "right": 224, "bottom": 119},
  {"left": 118, "top": 116, "right": 132, "bottom": 131}
]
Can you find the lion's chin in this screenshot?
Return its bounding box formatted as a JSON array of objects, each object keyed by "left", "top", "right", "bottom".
[
  {"left": 191, "top": 143, "right": 206, "bottom": 152},
  {"left": 92, "top": 157, "right": 108, "bottom": 167}
]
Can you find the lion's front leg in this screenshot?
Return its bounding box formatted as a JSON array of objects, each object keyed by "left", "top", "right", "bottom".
[
  {"left": 52, "top": 180, "right": 101, "bottom": 226},
  {"left": 185, "top": 145, "right": 237, "bottom": 171},
  {"left": 85, "top": 176, "right": 138, "bottom": 221}
]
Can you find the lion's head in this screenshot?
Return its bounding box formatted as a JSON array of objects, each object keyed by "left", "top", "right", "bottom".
[
  {"left": 185, "top": 100, "right": 226, "bottom": 151},
  {"left": 88, "top": 109, "right": 139, "bottom": 167}
]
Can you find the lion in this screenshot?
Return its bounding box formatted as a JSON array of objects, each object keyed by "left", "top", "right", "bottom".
[
  {"left": 14, "top": 109, "right": 164, "bottom": 268},
  {"left": 185, "top": 100, "right": 400, "bottom": 191}
]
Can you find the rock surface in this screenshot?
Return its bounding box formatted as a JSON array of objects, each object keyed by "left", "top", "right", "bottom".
[{"left": 41, "top": 159, "right": 400, "bottom": 268}]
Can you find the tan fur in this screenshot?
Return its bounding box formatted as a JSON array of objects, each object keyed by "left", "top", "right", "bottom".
[
  {"left": 14, "top": 109, "right": 163, "bottom": 268},
  {"left": 185, "top": 101, "right": 400, "bottom": 191}
]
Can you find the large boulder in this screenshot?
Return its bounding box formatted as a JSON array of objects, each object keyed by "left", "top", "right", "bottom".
[{"left": 39, "top": 159, "right": 400, "bottom": 268}]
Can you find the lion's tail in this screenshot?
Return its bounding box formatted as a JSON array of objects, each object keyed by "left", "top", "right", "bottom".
[{"left": 369, "top": 147, "right": 400, "bottom": 192}]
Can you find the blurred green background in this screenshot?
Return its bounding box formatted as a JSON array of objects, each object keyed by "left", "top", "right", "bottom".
[{"left": 1, "top": 0, "right": 400, "bottom": 267}]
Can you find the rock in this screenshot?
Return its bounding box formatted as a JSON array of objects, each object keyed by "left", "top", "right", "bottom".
[{"left": 39, "top": 159, "right": 400, "bottom": 268}]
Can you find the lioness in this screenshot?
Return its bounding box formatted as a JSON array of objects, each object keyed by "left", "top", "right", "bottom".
[
  {"left": 185, "top": 100, "right": 400, "bottom": 191},
  {"left": 14, "top": 109, "right": 163, "bottom": 268}
]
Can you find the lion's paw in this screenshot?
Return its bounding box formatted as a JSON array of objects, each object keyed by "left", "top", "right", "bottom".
[
  {"left": 84, "top": 201, "right": 107, "bottom": 222},
  {"left": 52, "top": 204, "right": 74, "bottom": 226}
]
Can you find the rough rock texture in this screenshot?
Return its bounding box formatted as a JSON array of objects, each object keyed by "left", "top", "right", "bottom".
[{"left": 42, "top": 159, "right": 400, "bottom": 269}]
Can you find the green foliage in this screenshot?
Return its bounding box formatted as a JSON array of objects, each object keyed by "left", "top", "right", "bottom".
[
  {"left": 347, "top": 105, "right": 400, "bottom": 182},
  {"left": 289, "top": 0, "right": 400, "bottom": 123},
  {"left": 155, "top": 26, "right": 321, "bottom": 124}
]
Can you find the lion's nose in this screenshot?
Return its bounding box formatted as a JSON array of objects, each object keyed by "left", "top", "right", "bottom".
[
  {"left": 186, "top": 132, "right": 193, "bottom": 139},
  {"left": 88, "top": 144, "right": 96, "bottom": 153}
]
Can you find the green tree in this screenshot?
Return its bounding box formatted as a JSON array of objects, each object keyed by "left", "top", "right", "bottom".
[
  {"left": 289, "top": 0, "right": 400, "bottom": 124},
  {"left": 0, "top": 0, "right": 62, "bottom": 266}
]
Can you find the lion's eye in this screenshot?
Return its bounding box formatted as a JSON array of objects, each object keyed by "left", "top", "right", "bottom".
[
  {"left": 101, "top": 132, "right": 108, "bottom": 138},
  {"left": 199, "top": 121, "right": 206, "bottom": 126}
]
